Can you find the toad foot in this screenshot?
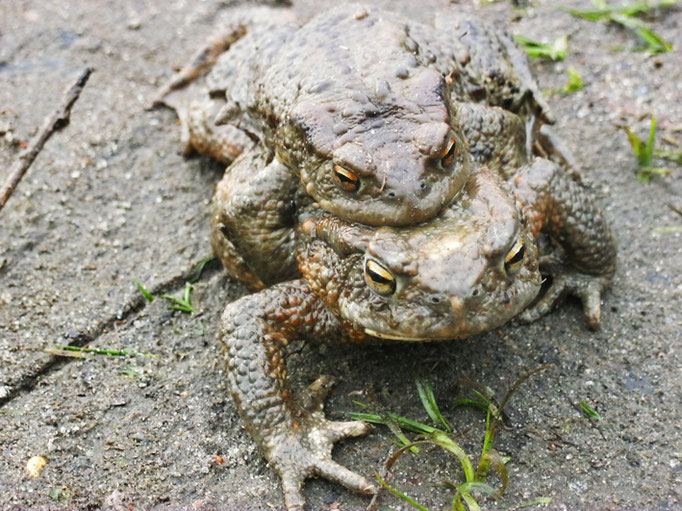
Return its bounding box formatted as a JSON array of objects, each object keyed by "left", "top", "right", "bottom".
[
  {"left": 519, "top": 260, "right": 610, "bottom": 329},
  {"left": 265, "top": 414, "right": 377, "bottom": 511}
]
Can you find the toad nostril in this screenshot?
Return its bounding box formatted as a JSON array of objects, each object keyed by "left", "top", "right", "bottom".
[
  {"left": 418, "top": 181, "right": 429, "bottom": 196},
  {"left": 387, "top": 191, "right": 396, "bottom": 199}
]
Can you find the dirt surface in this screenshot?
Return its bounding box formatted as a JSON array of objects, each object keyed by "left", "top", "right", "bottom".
[{"left": 1, "top": 1, "right": 680, "bottom": 510}]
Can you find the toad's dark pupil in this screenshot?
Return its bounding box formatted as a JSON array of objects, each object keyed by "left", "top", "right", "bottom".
[
  {"left": 368, "top": 268, "right": 391, "bottom": 285},
  {"left": 333, "top": 165, "right": 360, "bottom": 191},
  {"left": 505, "top": 244, "right": 525, "bottom": 268},
  {"left": 365, "top": 260, "right": 397, "bottom": 295},
  {"left": 442, "top": 139, "right": 457, "bottom": 167},
  {"left": 336, "top": 172, "right": 355, "bottom": 185}
]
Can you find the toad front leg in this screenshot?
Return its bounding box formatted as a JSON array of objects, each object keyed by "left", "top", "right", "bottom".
[
  {"left": 512, "top": 158, "right": 617, "bottom": 328},
  {"left": 211, "top": 149, "right": 302, "bottom": 289},
  {"left": 220, "top": 280, "right": 378, "bottom": 510}
]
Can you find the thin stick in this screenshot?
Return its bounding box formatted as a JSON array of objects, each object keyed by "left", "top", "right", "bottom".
[{"left": 0, "top": 67, "right": 93, "bottom": 211}]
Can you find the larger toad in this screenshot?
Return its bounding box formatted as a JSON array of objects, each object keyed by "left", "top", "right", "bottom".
[
  {"left": 219, "top": 154, "right": 615, "bottom": 509},
  {"left": 221, "top": 165, "right": 544, "bottom": 510}
]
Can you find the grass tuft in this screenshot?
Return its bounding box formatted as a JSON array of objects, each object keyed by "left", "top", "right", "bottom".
[
  {"left": 354, "top": 365, "right": 551, "bottom": 510},
  {"left": 562, "top": 0, "right": 675, "bottom": 54},
  {"left": 513, "top": 34, "right": 568, "bottom": 60},
  {"left": 161, "top": 282, "right": 195, "bottom": 313},
  {"left": 579, "top": 400, "right": 603, "bottom": 420},
  {"left": 188, "top": 256, "right": 216, "bottom": 283},
  {"left": 48, "top": 344, "right": 156, "bottom": 358},
  {"left": 553, "top": 68, "right": 584, "bottom": 95},
  {"left": 623, "top": 117, "right": 674, "bottom": 182},
  {"left": 415, "top": 372, "right": 451, "bottom": 432}
]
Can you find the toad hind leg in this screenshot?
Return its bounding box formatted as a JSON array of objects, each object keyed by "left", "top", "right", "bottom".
[
  {"left": 220, "top": 280, "right": 378, "bottom": 510},
  {"left": 512, "top": 158, "right": 617, "bottom": 328},
  {"left": 152, "top": 7, "right": 295, "bottom": 104}
]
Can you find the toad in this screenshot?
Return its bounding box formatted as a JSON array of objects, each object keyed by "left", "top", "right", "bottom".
[
  {"left": 220, "top": 165, "right": 543, "bottom": 510},
  {"left": 156, "top": 4, "right": 566, "bottom": 234},
  {"left": 154, "top": 5, "right": 617, "bottom": 510},
  {"left": 219, "top": 157, "right": 615, "bottom": 509}
]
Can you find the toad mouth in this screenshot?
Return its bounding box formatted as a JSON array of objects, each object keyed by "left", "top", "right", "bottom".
[{"left": 364, "top": 328, "right": 433, "bottom": 342}]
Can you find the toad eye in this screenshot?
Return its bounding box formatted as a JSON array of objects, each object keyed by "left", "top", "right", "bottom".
[
  {"left": 504, "top": 237, "right": 526, "bottom": 274},
  {"left": 333, "top": 164, "right": 360, "bottom": 192},
  {"left": 441, "top": 136, "right": 458, "bottom": 168},
  {"left": 365, "top": 259, "right": 396, "bottom": 296}
]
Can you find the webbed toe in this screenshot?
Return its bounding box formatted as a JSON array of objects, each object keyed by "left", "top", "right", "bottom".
[
  {"left": 520, "top": 267, "right": 610, "bottom": 329},
  {"left": 267, "top": 415, "right": 377, "bottom": 511}
]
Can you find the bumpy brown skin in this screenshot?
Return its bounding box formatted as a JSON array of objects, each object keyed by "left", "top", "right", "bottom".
[
  {"left": 157, "top": 5, "right": 617, "bottom": 510},
  {"left": 512, "top": 158, "right": 617, "bottom": 328},
  {"left": 158, "top": 4, "right": 569, "bottom": 229},
  {"left": 221, "top": 280, "right": 375, "bottom": 511},
  {"left": 220, "top": 167, "right": 544, "bottom": 509},
  {"left": 161, "top": 5, "right": 591, "bottom": 287},
  {"left": 209, "top": 148, "right": 308, "bottom": 289}
]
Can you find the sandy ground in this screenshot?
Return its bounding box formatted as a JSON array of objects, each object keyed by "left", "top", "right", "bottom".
[{"left": 1, "top": 0, "right": 680, "bottom": 510}]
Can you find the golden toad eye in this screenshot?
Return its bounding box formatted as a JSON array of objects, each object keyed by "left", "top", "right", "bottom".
[
  {"left": 441, "top": 136, "right": 458, "bottom": 168},
  {"left": 365, "top": 259, "right": 396, "bottom": 296},
  {"left": 504, "top": 237, "right": 526, "bottom": 274},
  {"left": 333, "top": 164, "right": 360, "bottom": 192}
]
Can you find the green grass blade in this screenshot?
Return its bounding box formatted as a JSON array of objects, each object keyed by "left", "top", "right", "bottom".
[
  {"left": 476, "top": 449, "right": 509, "bottom": 494},
  {"left": 613, "top": 14, "right": 672, "bottom": 53},
  {"left": 579, "top": 401, "right": 603, "bottom": 420},
  {"left": 135, "top": 280, "right": 154, "bottom": 302},
  {"left": 637, "top": 167, "right": 671, "bottom": 182},
  {"left": 349, "top": 407, "right": 443, "bottom": 435},
  {"left": 654, "top": 149, "right": 682, "bottom": 164},
  {"left": 459, "top": 491, "right": 481, "bottom": 511},
  {"left": 635, "top": 24, "right": 673, "bottom": 53},
  {"left": 348, "top": 410, "right": 425, "bottom": 452},
  {"left": 376, "top": 472, "right": 431, "bottom": 511},
  {"left": 453, "top": 494, "right": 466, "bottom": 511},
  {"left": 517, "top": 497, "right": 553, "bottom": 508},
  {"left": 563, "top": 1, "right": 674, "bottom": 54},
  {"left": 653, "top": 226, "right": 682, "bottom": 234},
  {"left": 453, "top": 398, "right": 489, "bottom": 411},
  {"left": 161, "top": 283, "right": 194, "bottom": 313},
  {"left": 187, "top": 256, "right": 215, "bottom": 283},
  {"left": 513, "top": 34, "right": 567, "bottom": 60},
  {"left": 415, "top": 374, "right": 451, "bottom": 432},
  {"left": 563, "top": 68, "right": 584, "bottom": 93},
  {"left": 562, "top": 1, "right": 674, "bottom": 20},
  {"left": 624, "top": 126, "right": 645, "bottom": 165},
  {"left": 644, "top": 117, "right": 657, "bottom": 164},
  {"left": 471, "top": 389, "right": 494, "bottom": 406},
  {"left": 53, "top": 344, "right": 132, "bottom": 356},
  {"left": 430, "top": 431, "right": 476, "bottom": 483},
  {"left": 457, "top": 481, "right": 498, "bottom": 496},
  {"left": 560, "top": 5, "right": 614, "bottom": 21}
]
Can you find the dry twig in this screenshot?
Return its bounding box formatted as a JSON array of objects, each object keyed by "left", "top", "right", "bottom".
[{"left": 0, "top": 67, "right": 93, "bottom": 212}]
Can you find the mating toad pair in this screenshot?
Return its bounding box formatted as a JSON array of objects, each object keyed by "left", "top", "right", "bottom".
[{"left": 156, "top": 4, "right": 616, "bottom": 509}]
